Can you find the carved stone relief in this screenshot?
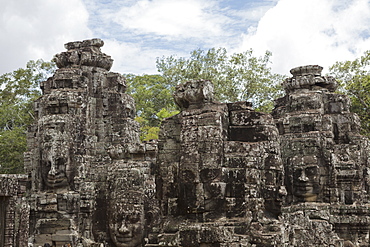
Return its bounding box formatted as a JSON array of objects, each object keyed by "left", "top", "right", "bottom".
[{"left": 12, "top": 39, "right": 370, "bottom": 246}]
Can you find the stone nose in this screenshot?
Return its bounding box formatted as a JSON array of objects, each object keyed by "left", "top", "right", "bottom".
[
  {"left": 118, "top": 223, "right": 130, "bottom": 234},
  {"left": 48, "top": 161, "right": 57, "bottom": 176},
  {"left": 298, "top": 170, "right": 309, "bottom": 182}
]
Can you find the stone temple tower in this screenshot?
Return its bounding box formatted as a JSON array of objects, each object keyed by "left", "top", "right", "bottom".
[
  {"left": 18, "top": 37, "right": 370, "bottom": 247},
  {"left": 156, "top": 80, "right": 285, "bottom": 246},
  {"left": 24, "top": 39, "right": 154, "bottom": 246},
  {"left": 273, "top": 65, "right": 370, "bottom": 246}
]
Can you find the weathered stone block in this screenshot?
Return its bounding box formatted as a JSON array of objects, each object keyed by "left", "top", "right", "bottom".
[{"left": 229, "top": 110, "right": 274, "bottom": 126}]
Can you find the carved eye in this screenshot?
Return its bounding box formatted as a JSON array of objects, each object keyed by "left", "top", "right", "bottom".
[
  {"left": 116, "top": 215, "right": 125, "bottom": 223},
  {"left": 56, "top": 158, "right": 66, "bottom": 169},
  {"left": 42, "top": 161, "right": 51, "bottom": 170},
  {"left": 127, "top": 213, "right": 141, "bottom": 224},
  {"left": 43, "top": 134, "right": 53, "bottom": 142},
  {"left": 305, "top": 167, "right": 318, "bottom": 177},
  {"left": 293, "top": 169, "right": 302, "bottom": 178}
]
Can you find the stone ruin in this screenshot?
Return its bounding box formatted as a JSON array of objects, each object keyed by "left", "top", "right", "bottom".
[
  {"left": 0, "top": 174, "right": 29, "bottom": 247},
  {"left": 23, "top": 39, "right": 156, "bottom": 247},
  {"left": 156, "top": 79, "right": 285, "bottom": 246},
  {"left": 0, "top": 39, "right": 369, "bottom": 246}
]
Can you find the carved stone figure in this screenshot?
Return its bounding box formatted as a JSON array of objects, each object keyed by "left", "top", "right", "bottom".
[
  {"left": 25, "top": 39, "right": 150, "bottom": 247},
  {"left": 156, "top": 79, "right": 285, "bottom": 246},
  {"left": 108, "top": 174, "right": 145, "bottom": 247},
  {"left": 274, "top": 65, "right": 370, "bottom": 246},
  {"left": 13, "top": 38, "right": 370, "bottom": 247},
  {"left": 105, "top": 160, "right": 158, "bottom": 247},
  {"left": 292, "top": 164, "right": 320, "bottom": 202},
  {"left": 39, "top": 116, "right": 74, "bottom": 190}
]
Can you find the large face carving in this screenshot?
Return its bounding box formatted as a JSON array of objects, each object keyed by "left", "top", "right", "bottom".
[
  {"left": 108, "top": 170, "right": 145, "bottom": 247},
  {"left": 40, "top": 118, "right": 74, "bottom": 190},
  {"left": 292, "top": 165, "right": 320, "bottom": 202},
  {"left": 108, "top": 202, "right": 144, "bottom": 247}
]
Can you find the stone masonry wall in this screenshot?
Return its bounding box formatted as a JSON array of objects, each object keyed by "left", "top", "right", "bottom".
[
  {"left": 274, "top": 65, "right": 370, "bottom": 246},
  {"left": 0, "top": 175, "right": 29, "bottom": 247},
  {"left": 6, "top": 38, "right": 369, "bottom": 246},
  {"left": 156, "top": 80, "right": 285, "bottom": 246},
  {"left": 24, "top": 39, "right": 156, "bottom": 247}
]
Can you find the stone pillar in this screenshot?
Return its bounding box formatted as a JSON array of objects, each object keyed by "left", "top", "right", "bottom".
[{"left": 274, "top": 65, "right": 370, "bottom": 246}]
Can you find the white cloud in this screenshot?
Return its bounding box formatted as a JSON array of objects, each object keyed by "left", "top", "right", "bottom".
[
  {"left": 229, "top": 0, "right": 280, "bottom": 23},
  {"left": 239, "top": 0, "right": 370, "bottom": 75},
  {"left": 103, "top": 39, "right": 187, "bottom": 75},
  {"left": 0, "top": 0, "right": 92, "bottom": 74},
  {"left": 4, "top": 0, "right": 368, "bottom": 78},
  {"left": 113, "top": 0, "right": 230, "bottom": 41}
]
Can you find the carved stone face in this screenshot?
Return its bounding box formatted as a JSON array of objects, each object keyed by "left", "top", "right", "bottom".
[
  {"left": 108, "top": 170, "right": 145, "bottom": 247},
  {"left": 108, "top": 201, "right": 144, "bottom": 247},
  {"left": 41, "top": 155, "right": 69, "bottom": 189},
  {"left": 40, "top": 119, "right": 73, "bottom": 190},
  {"left": 292, "top": 165, "right": 320, "bottom": 202}
]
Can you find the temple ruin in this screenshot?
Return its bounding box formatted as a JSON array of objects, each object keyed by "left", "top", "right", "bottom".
[{"left": 0, "top": 39, "right": 369, "bottom": 246}]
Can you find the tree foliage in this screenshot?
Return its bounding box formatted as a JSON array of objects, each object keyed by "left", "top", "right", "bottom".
[
  {"left": 134, "top": 108, "right": 179, "bottom": 141},
  {"left": 329, "top": 50, "right": 370, "bottom": 137},
  {"left": 126, "top": 74, "right": 178, "bottom": 126},
  {"left": 0, "top": 59, "right": 55, "bottom": 173},
  {"left": 125, "top": 74, "right": 179, "bottom": 140},
  {"left": 128, "top": 48, "right": 285, "bottom": 140},
  {"left": 156, "top": 48, "right": 285, "bottom": 112}
]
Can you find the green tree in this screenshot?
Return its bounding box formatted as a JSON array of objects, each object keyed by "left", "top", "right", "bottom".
[
  {"left": 0, "top": 59, "right": 56, "bottom": 173},
  {"left": 125, "top": 74, "right": 179, "bottom": 140},
  {"left": 329, "top": 50, "right": 370, "bottom": 137},
  {"left": 135, "top": 108, "right": 179, "bottom": 141},
  {"left": 156, "top": 48, "right": 285, "bottom": 112}
]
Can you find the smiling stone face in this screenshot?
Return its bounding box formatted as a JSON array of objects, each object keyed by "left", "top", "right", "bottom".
[
  {"left": 108, "top": 203, "right": 144, "bottom": 247},
  {"left": 39, "top": 117, "right": 74, "bottom": 190},
  {"left": 292, "top": 165, "right": 320, "bottom": 202},
  {"left": 108, "top": 169, "right": 145, "bottom": 247}
]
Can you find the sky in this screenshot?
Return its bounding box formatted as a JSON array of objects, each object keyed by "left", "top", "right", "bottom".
[{"left": 0, "top": 0, "right": 369, "bottom": 76}]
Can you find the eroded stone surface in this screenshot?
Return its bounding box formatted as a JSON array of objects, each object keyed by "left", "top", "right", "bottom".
[
  {"left": 156, "top": 80, "right": 285, "bottom": 246},
  {"left": 1, "top": 39, "right": 366, "bottom": 247},
  {"left": 24, "top": 39, "right": 154, "bottom": 247},
  {"left": 274, "top": 65, "right": 370, "bottom": 246},
  {"left": 0, "top": 175, "right": 29, "bottom": 247},
  {"left": 154, "top": 67, "right": 370, "bottom": 246}
]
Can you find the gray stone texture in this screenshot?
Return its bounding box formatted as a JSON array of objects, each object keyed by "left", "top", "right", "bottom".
[
  {"left": 24, "top": 39, "right": 156, "bottom": 247},
  {"left": 156, "top": 80, "right": 285, "bottom": 246},
  {"left": 273, "top": 65, "right": 370, "bottom": 246},
  {"left": 0, "top": 39, "right": 368, "bottom": 246},
  {"left": 0, "top": 175, "right": 29, "bottom": 247}
]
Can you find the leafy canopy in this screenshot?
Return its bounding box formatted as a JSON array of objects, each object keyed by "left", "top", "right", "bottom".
[
  {"left": 125, "top": 74, "right": 180, "bottom": 141},
  {"left": 156, "top": 47, "right": 285, "bottom": 112},
  {"left": 127, "top": 47, "right": 285, "bottom": 140},
  {"left": 329, "top": 50, "right": 370, "bottom": 137},
  {"left": 125, "top": 74, "right": 179, "bottom": 127},
  {"left": 0, "top": 59, "right": 56, "bottom": 173}
]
